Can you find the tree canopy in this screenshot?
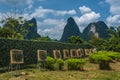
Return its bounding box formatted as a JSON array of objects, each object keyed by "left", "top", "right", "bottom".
[
  {"left": 89, "top": 26, "right": 120, "bottom": 52},
  {"left": 69, "top": 36, "right": 84, "bottom": 44},
  {"left": 0, "top": 16, "right": 33, "bottom": 39}
]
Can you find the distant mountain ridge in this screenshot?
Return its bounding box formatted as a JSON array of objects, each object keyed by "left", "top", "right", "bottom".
[
  {"left": 60, "top": 17, "right": 110, "bottom": 42},
  {"left": 82, "top": 21, "right": 109, "bottom": 41},
  {"left": 24, "top": 18, "right": 40, "bottom": 39},
  {"left": 60, "top": 17, "right": 81, "bottom": 42}
]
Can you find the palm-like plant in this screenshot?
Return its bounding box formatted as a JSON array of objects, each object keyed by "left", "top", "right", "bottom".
[
  {"left": 0, "top": 16, "right": 33, "bottom": 39},
  {"left": 109, "top": 26, "right": 120, "bottom": 40},
  {"left": 69, "top": 36, "right": 84, "bottom": 44},
  {"left": 107, "top": 26, "right": 120, "bottom": 51}
]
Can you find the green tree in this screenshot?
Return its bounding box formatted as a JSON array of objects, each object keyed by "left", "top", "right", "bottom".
[
  {"left": 0, "top": 16, "right": 33, "bottom": 39},
  {"left": 89, "top": 26, "right": 120, "bottom": 52},
  {"left": 34, "top": 36, "right": 51, "bottom": 41},
  {"left": 69, "top": 36, "right": 84, "bottom": 44},
  {"left": 108, "top": 26, "right": 120, "bottom": 42},
  {"left": 106, "top": 26, "right": 120, "bottom": 52},
  {"left": 0, "top": 27, "right": 23, "bottom": 39},
  {"left": 89, "top": 36, "right": 106, "bottom": 50}
]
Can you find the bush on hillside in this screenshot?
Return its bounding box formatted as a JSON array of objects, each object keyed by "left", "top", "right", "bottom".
[
  {"left": 45, "top": 56, "right": 55, "bottom": 70},
  {"left": 55, "top": 59, "right": 64, "bottom": 70},
  {"left": 106, "top": 52, "right": 120, "bottom": 61},
  {"left": 66, "top": 58, "right": 86, "bottom": 70},
  {"left": 89, "top": 51, "right": 112, "bottom": 70}
]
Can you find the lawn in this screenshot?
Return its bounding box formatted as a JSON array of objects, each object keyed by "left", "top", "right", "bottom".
[{"left": 0, "top": 61, "right": 120, "bottom": 80}]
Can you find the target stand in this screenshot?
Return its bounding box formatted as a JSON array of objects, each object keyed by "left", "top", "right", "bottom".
[
  {"left": 53, "top": 50, "right": 61, "bottom": 59},
  {"left": 9, "top": 49, "right": 24, "bottom": 76},
  {"left": 70, "top": 49, "right": 77, "bottom": 58},
  {"left": 63, "top": 49, "right": 70, "bottom": 60},
  {"left": 37, "top": 50, "right": 47, "bottom": 69}
]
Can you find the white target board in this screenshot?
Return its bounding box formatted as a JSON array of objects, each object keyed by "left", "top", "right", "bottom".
[
  {"left": 63, "top": 49, "right": 70, "bottom": 59},
  {"left": 77, "top": 49, "right": 83, "bottom": 58},
  {"left": 10, "top": 49, "right": 24, "bottom": 64},
  {"left": 37, "top": 50, "right": 47, "bottom": 61},
  {"left": 70, "top": 49, "right": 77, "bottom": 58},
  {"left": 53, "top": 50, "right": 61, "bottom": 59}
]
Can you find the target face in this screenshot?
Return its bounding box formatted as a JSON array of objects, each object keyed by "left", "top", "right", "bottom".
[
  {"left": 70, "top": 49, "right": 77, "bottom": 58},
  {"left": 53, "top": 50, "right": 61, "bottom": 59},
  {"left": 37, "top": 50, "right": 47, "bottom": 61},
  {"left": 10, "top": 49, "right": 24, "bottom": 64},
  {"left": 63, "top": 49, "right": 70, "bottom": 59},
  {"left": 84, "top": 49, "right": 93, "bottom": 55},
  {"left": 77, "top": 49, "right": 83, "bottom": 57}
]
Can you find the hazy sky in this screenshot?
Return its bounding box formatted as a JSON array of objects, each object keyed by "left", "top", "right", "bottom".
[{"left": 0, "top": 0, "right": 120, "bottom": 39}]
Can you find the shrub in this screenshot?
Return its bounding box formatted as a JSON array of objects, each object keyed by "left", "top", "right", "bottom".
[
  {"left": 66, "top": 58, "right": 86, "bottom": 70},
  {"left": 114, "top": 54, "right": 120, "bottom": 61},
  {"left": 89, "top": 51, "right": 112, "bottom": 70},
  {"left": 45, "top": 56, "right": 55, "bottom": 70},
  {"left": 89, "top": 54, "right": 99, "bottom": 63},
  {"left": 106, "top": 52, "right": 120, "bottom": 61},
  {"left": 96, "top": 55, "right": 112, "bottom": 70},
  {"left": 55, "top": 59, "right": 64, "bottom": 70}
]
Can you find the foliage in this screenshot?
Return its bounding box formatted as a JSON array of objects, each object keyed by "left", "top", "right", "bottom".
[
  {"left": 33, "top": 36, "right": 51, "bottom": 41},
  {"left": 88, "top": 51, "right": 120, "bottom": 70},
  {"left": 105, "top": 26, "right": 120, "bottom": 52},
  {"left": 45, "top": 56, "right": 55, "bottom": 70},
  {"left": 105, "top": 51, "right": 120, "bottom": 61},
  {"left": 0, "top": 38, "right": 92, "bottom": 67},
  {"left": 89, "top": 51, "right": 112, "bottom": 63},
  {"left": 89, "top": 36, "right": 106, "bottom": 50},
  {"left": 89, "top": 51, "right": 120, "bottom": 62},
  {"left": 0, "top": 27, "right": 23, "bottom": 39},
  {"left": 0, "top": 16, "right": 33, "bottom": 39},
  {"left": 69, "top": 36, "right": 84, "bottom": 44},
  {"left": 55, "top": 59, "right": 64, "bottom": 70},
  {"left": 89, "top": 26, "right": 120, "bottom": 52},
  {"left": 66, "top": 58, "right": 86, "bottom": 70}
]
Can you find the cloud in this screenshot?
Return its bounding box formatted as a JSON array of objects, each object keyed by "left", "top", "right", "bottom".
[
  {"left": 38, "top": 5, "right": 101, "bottom": 39},
  {"left": 38, "top": 0, "right": 46, "bottom": 1},
  {"left": 37, "top": 6, "right": 101, "bottom": 39},
  {"left": 0, "top": 13, "right": 4, "bottom": 27},
  {"left": 0, "top": 12, "right": 32, "bottom": 26},
  {"left": 106, "top": 15, "right": 120, "bottom": 27},
  {"left": 0, "top": 5, "right": 76, "bottom": 39},
  {"left": 37, "top": 19, "right": 66, "bottom": 39},
  {"left": 0, "top": 0, "right": 24, "bottom": 5},
  {"left": 30, "top": 6, "right": 76, "bottom": 39},
  {"left": 106, "top": 0, "right": 120, "bottom": 14},
  {"left": 0, "top": 0, "right": 28, "bottom": 5},
  {"left": 79, "top": 6, "right": 91, "bottom": 14},
  {"left": 26, "top": 0, "right": 34, "bottom": 9},
  {"left": 0, "top": 0, "right": 34, "bottom": 9},
  {"left": 30, "top": 6, "right": 76, "bottom": 18},
  {"left": 38, "top": 19, "right": 65, "bottom": 26},
  {"left": 56, "top": 10, "right": 76, "bottom": 16},
  {"left": 106, "top": 0, "right": 120, "bottom": 27},
  {"left": 74, "top": 6, "right": 100, "bottom": 32}
]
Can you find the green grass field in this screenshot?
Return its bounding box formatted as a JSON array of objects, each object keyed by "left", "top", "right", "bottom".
[{"left": 0, "top": 61, "right": 120, "bottom": 80}]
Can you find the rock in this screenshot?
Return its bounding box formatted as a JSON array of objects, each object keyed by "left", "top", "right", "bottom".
[
  {"left": 82, "top": 21, "right": 109, "bottom": 41},
  {"left": 60, "top": 17, "right": 81, "bottom": 42},
  {"left": 24, "top": 18, "right": 40, "bottom": 39}
]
